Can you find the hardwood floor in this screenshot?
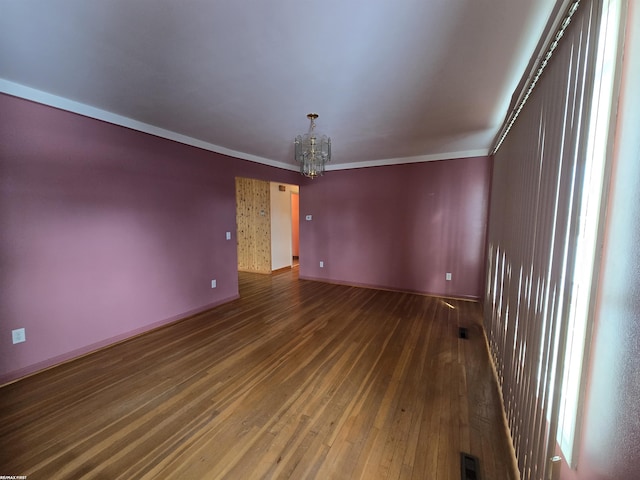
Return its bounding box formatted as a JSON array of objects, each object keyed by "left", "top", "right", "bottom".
[{"left": 0, "top": 269, "right": 518, "bottom": 479}]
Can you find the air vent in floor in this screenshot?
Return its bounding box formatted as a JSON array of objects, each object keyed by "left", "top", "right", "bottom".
[{"left": 460, "top": 452, "right": 480, "bottom": 480}]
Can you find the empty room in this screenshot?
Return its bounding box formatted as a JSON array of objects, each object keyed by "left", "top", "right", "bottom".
[{"left": 1, "top": 1, "right": 639, "bottom": 479}]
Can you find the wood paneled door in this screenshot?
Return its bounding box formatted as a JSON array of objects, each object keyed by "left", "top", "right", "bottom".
[{"left": 236, "top": 177, "right": 272, "bottom": 273}]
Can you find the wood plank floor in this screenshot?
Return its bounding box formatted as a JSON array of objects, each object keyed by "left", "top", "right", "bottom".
[{"left": 0, "top": 269, "right": 519, "bottom": 479}]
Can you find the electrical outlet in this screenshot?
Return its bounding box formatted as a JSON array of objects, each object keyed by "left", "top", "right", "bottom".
[
  {"left": 305, "top": 215, "right": 312, "bottom": 221},
  {"left": 211, "top": 279, "right": 217, "bottom": 288},
  {"left": 226, "top": 231, "right": 231, "bottom": 240},
  {"left": 320, "top": 261, "right": 324, "bottom": 268},
  {"left": 446, "top": 272, "right": 452, "bottom": 281},
  {"left": 12, "top": 328, "right": 26, "bottom": 344}
]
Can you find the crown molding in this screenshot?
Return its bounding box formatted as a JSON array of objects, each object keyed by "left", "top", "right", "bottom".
[
  {"left": 0, "top": 79, "right": 298, "bottom": 172},
  {"left": 326, "top": 149, "right": 490, "bottom": 171},
  {"left": 2, "top": 79, "right": 489, "bottom": 171}
]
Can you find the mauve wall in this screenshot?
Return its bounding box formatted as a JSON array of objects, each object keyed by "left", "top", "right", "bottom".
[
  {"left": 0, "top": 93, "right": 301, "bottom": 384},
  {"left": 299, "top": 157, "right": 491, "bottom": 299},
  {"left": 560, "top": 2, "right": 640, "bottom": 478}
]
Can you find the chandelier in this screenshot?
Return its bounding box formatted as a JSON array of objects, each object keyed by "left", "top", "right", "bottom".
[{"left": 294, "top": 113, "right": 331, "bottom": 178}]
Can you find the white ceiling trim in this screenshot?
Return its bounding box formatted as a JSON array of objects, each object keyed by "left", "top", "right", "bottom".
[
  {"left": 0, "top": 79, "right": 298, "bottom": 172},
  {"left": 1, "top": 78, "right": 488, "bottom": 171},
  {"left": 326, "top": 149, "right": 489, "bottom": 171}
]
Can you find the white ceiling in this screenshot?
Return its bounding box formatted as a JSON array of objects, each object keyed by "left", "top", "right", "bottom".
[{"left": 0, "top": 0, "right": 557, "bottom": 171}]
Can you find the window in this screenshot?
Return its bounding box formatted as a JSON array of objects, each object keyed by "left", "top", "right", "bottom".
[{"left": 556, "top": 0, "right": 622, "bottom": 466}]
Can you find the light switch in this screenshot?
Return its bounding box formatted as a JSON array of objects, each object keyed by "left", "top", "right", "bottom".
[{"left": 226, "top": 231, "right": 231, "bottom": 240}]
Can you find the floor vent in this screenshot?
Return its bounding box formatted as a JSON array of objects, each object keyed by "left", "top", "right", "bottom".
[
  {"left": 458, "top": 327, "right": 469, "bottom": 339},
  {"left": 460, "top": 452, "right": 480, "bottom": 480}
]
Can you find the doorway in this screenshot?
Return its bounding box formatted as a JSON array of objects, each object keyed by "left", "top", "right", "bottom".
[
  {"left": 291, "top": 190, "right": 299, "bottom": 267},
  {"left": 235, "top": 177, "right": 300, "bottom": 274}
]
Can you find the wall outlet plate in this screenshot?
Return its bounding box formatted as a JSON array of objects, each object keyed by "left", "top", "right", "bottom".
[
  {"left": 446, "top": 272, "right": 452, "bottom": 281},
  {"left": 320, "top": 261, "right": 324, "bottom": 268},
  {"left": 211, "top": 279, "right": 217, "bottom": 288},
  {"left": 12, "top": 328, "right": 26, "bottom": 344}
]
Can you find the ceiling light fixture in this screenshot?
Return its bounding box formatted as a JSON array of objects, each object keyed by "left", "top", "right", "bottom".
[{"left": 294, "top": 113, "right": 331, "bottom": 178}]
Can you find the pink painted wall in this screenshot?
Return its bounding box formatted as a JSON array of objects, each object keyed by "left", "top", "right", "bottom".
[
  {"left": 298, "top": 157, "right": 491, "bottom": 299},
  {"left": 0, "top": 93, "right": 301, "bottom": 384},
  {"left": 559, "top": 2, "right": 640, "bottom": 478},
  {"left": 0, "top": 95, "right": 490, "bottom": 384}
]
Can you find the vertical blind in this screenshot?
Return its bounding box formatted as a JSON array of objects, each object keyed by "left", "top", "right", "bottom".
[{"left": 484, "top": 1, "right": 604, "bottom": 479}]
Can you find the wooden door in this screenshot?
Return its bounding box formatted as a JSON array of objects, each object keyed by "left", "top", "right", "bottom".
[{"left": 235, "top": 177, "right": 271, "bottom": 273}]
